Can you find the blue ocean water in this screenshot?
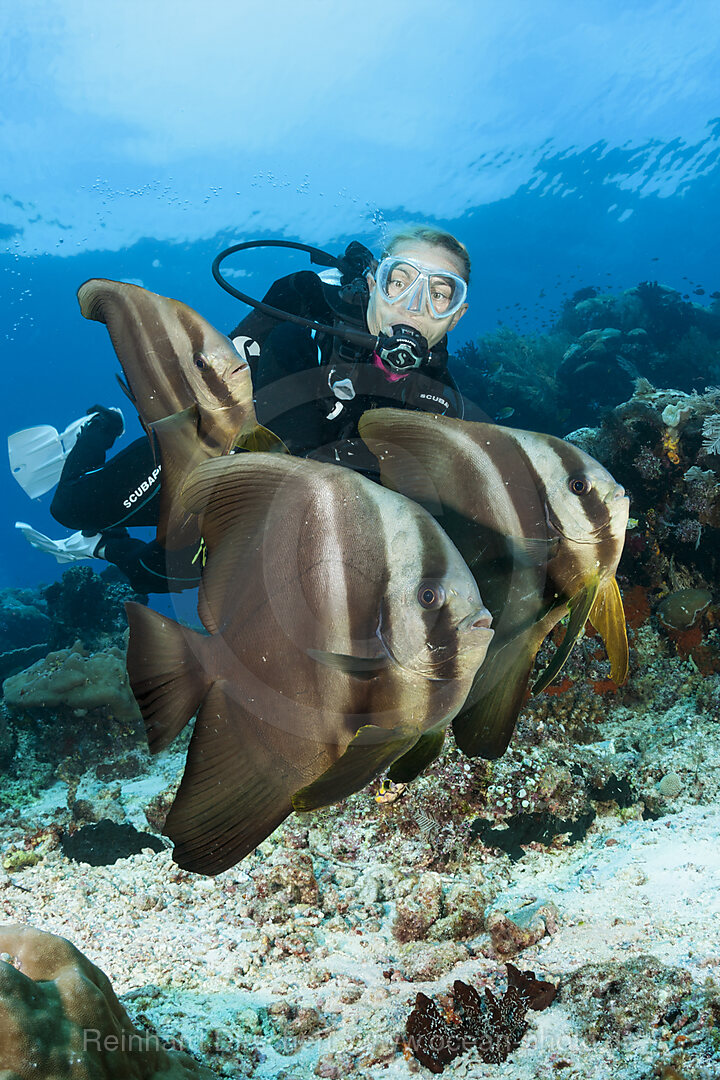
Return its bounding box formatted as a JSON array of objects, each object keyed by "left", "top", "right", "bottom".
[{"left": 2, "top": 1, "right": 719, "bottom": 591}]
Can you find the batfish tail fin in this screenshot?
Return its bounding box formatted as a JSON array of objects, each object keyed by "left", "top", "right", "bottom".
[
  {"left": 125, "top": 601, "right": 212, "bottom": 752},
  {"left": 163, "top": 683, "right": 295, "bottom": 875},
  {"left": 588, "top": 575, "right": 629, "bottom": 685}
]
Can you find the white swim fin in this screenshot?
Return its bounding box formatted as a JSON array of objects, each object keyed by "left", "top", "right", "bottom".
[
  {"left": 15, "top": 522, "right": 103, "bottom": 564},
  {"left": 8, "top": 408, "right": 124, "bottom": 499}
]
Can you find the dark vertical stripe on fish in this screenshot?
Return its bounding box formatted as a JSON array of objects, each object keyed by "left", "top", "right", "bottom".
[
  {"left": 176, "top": 306, "right": 230, "bottom": 406},
  {"left": 341, "top": 478, "right": 390, "bottom": 730},
  {"left": 506, "top": 436, "right": 587, "bottom": 603},
  {"left": 415, "top": 507, "right": 457, "bottom": 681},
  {"left": 133, "top": 292, "right": 181, "bottom": 406},
  {"left": 476, "top": 429, "right": 548, "bottom": 538},
  {"left": 550, "top": 439, "right": 612, "bottom": 536}
]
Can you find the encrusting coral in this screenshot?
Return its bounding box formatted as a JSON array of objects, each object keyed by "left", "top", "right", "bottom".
[{"left": 0, "top": 923, "right": 216, "bottom": 1079}]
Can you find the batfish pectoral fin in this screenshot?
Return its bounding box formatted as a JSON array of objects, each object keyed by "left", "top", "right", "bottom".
[
  {"left": 235, "top": 424, "right": 289, "bottom": 454},
  {"left": 307, "top": 649, "right": 390, "bottom": 681},
  {"left": 387, "top": 727, "right": 446, "bottom": 783},
  {"left": 532, "top": 579, "right": 599, "bottom": 694},
  {"left": 291, "top": 725, "right": 419, "bottom": 812},
  {"left": 452, "top": 636, "right": 540, "bottom": 759},
  {"left": 164, "top": 683, "right": 296, "bottom": 876},
  {"left": 587, "top": 575, "right": 629, "bottom": 685}
]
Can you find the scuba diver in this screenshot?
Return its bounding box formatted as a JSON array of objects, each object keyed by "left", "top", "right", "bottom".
[
  {"left": 226, "top": 227, "right": 470, "bottom": 470},
  {"left": 11, "top": 226, "right": 471, "bottom": 593}
]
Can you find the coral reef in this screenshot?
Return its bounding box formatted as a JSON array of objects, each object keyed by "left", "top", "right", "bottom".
[
  {"left": 565, "top": 381, "right": 720, "bottom": 677},
  {"left": 0, "top": 588, "right": 51, "bottom": 653},
  {"left": 485, "top": 899, "right": 559, "bottom": 958},
  {"left": 404, "top": 963, "right": 557, "bottom": 1072},
  {"left": 42, "top": 565, "right": 146, "bottom": 651},
  {"left": 0, "top": 640, "right": 148, "bottom": 816},
  {"left": 562, "top": 955, "right": 695, "bottom": 1047},
  {"left": 0, "top": 922, "right": 215, "bottom": 1078},
  {"left": 453, "top": 328, "right": 568, "bottom": 431},
  {"left": 3, "top": 640, "right": 140, "bottom": 724},
  {"left": 453, "top": 281, "right": 720, "bottom": 433}
]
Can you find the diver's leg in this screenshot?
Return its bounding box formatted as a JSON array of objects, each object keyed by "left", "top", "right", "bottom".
[
  {"left": 57, "top": 406, "right": 125, "bottom": 481},
  {"left": 51, "top": 431, "right": 159, "bottom": 532}
]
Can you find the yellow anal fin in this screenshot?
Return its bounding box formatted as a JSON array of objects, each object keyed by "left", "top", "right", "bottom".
[
  {"left": 235, "top": 424, "right": 289, "bottom": 454},
  {"left": 532, "top": 581, "right": 599, "bottom": 694},
  {"left": 588, "top": 576, "right": 629, "bottom": 685}
]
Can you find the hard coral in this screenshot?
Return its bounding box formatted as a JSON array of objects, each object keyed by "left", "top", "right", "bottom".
[
  {"left": 3, "top": 641, "right": 140, "bottom": 724},
  {"left": 0, "top": 923, "right": 215, "bottom": 1078}
]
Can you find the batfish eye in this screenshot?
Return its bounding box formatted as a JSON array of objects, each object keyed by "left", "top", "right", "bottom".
[
  {"left": 193, "top": 351, "right": 209, "bottom": 371},
  {"left": 568, "top": 475, "right": 592, "bottom": 496},
  {"left": 417, "top": 582, "right": 446, "bottom": 609}
]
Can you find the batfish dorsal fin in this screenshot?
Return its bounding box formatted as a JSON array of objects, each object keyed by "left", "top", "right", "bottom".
[
  {"left": 532, "top": 579, "right": 599, "bottom": 694},
  {"left": 588, "top": 576, "right": 629, "bottom": 685},
  {"left": 387, "top": 727, "right": 446, "bottom": 783},
  {"left": 164, "top": 684, "right": 296, "bottom": 875},
  {"left": 291, "top": 724, "right": 419, "bottom": 812},
  {"left": 181, "top": 453, "right": 307, "bottom": 554},
  {"left": 358, "top": 408, "right": 450, "bottom": 513}
]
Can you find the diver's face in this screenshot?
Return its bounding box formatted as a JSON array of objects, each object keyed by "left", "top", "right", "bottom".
[{"left": 366, "top": 241, "right": 469, "bottom": 349}]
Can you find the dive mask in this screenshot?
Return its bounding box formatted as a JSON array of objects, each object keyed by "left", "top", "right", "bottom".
[{"left": 375, "top": 256, "right": 467, "bottom": 319}]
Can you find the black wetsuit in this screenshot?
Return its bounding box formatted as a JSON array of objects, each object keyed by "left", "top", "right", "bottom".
[
  {"left": 50, "top": 411, "right": 201, "bottom": 594},
  {"left": 229, "top": 241, "right": 463, "bottom": 470},
  {"left": 51, "top": 243, "right": 465, "bottom": 593}
]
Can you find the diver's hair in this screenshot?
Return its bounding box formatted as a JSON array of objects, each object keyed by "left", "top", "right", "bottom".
[{"left": 383, "top": 226, "right": 471, "bottom": 284}]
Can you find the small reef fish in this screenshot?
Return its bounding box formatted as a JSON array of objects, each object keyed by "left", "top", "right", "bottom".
[
  {"left": 77, "top": 279, "right": 282, "bottom": 549},
  {"left": 358, "top": 408, "right": 629, "bottom": 760},
  {"left": 125, "top": 453, "right": 494, "bottom": 874}
]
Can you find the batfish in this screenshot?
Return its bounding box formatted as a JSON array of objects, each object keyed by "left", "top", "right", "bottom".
[
  {"left": 358, "top": 408, "right": 629, "bottom": 760},
  {"left": 77, "top": 278, "right": 283, "bottom": 548},
  {"left": 125, "top": 452, "right": 494, "bottom": 874}
]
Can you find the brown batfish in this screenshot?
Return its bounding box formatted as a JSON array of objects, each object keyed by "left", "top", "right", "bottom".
[
  {"left": 126, "top": 453, "right": 494, "bottom": 874},
  {"left": 77, "top": 278, "right": 283, "bottom": 549},
  {"left": 358, "top": 408, "right": 629, "bottom": 761}
]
